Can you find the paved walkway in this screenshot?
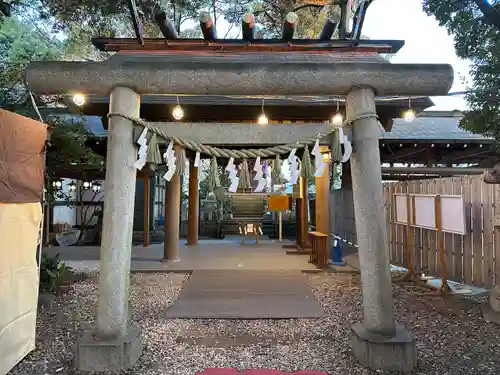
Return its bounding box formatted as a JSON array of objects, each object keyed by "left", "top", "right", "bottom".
[
  {"left": 166, "top": 270, "right": 324, "bottom": 319},
  {"left": 43, "top": 239, "right": 318, "bottom": 272}
]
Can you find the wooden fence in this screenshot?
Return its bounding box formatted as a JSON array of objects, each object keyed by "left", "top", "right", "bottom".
[
  {"left": 330, "top": 188, "right": 357, "bottom": 253},
  {"left": 384, "top": 176, "right": 500, "bottom": 289},
  {"left": 332, "top": 176, "right": 500, "bottom": 289}
]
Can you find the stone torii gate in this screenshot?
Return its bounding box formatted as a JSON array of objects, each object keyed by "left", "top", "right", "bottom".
[{"left": 26, "top": 54, "right": 453, "bottom": 372}]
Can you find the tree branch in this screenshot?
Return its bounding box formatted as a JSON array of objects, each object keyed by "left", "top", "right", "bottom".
[{"left": 473, "top": 0, "right": 500, "bottom": 29}]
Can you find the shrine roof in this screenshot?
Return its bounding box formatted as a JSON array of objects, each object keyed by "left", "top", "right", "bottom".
[
  {"left": 54, "top": 111, "right": 492, "bottom": 144},
  {"left": 383, "top": 114, "right": 492, "bottom": 142},
  {"left": 104, "top": 49, "right": 390, "bottom": 64},
  {"left": 69, "top": 94, "right": 434, "bottom": 122},
  {"left": 92, "top": 37, "right": 404, "bottom": 55}
]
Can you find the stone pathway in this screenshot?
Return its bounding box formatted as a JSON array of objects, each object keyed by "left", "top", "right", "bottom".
[
  {"left": 166, "top": 270, "right": 323, "bottom": 319},
  {"left": 44, "top": 240, "right": 318, "bottom": 273}
]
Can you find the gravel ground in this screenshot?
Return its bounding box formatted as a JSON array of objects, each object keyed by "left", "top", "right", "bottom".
[{"left": 9, "top": 272, "right": 500, "bottom": 375}]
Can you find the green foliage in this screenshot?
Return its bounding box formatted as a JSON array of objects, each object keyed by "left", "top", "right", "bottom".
[
  {"left": 39, "top": 253, "right": 72, "bottom": 293},
  {"left": 0, "top": 17, "right": 62, "bottom": 107},
  {"left": 423, "top": 0, "right": 500, "bottom": 145},
  {"left": 222, "top": 0, "right": 329, "bottom": 38},
  {"left": 0, "top": 8, "right": 104, "bottom": 189},
  {"left": 40, "top": 0, "right": 212, "bottom": 35}
]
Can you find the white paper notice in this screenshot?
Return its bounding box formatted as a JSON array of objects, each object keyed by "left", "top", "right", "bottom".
[
  {"left": 312, "top": 139, "right": 320, "bottom": 155},
  {"left": 338, "top": 128, "right": 345, "bottom": 144},
  {"left": 164, "top": 140, "right": 174, "bottom": 160},
  {"left": 134, "top": 158, "right": 146, "bottom": 170},
  {"left": 137, "top": 127, "right": 148, "bottom": 145},
  {"left": 288, "top": 148, "right": 297, "bottom": 162},
  {"left": 314, "top": 161, "right": 326, "bottom": 177},
  {"left": 226, "top": 157, "right": 235, "bottom": 172},
  {"left": 253, "top": 156, "right": 261, "bottom": 171},
  {"left": 254, "top": 178, "right": 266, "bottom": 192},
  {"left": 163, "top": 167, "right": 176, "bottom": 182},
  {"left": 194, "top": 151, "right": 201, "bottom": 167},
  {"left": 254, "top": 169, "right": 263, "bottom": 181},
  {"left": 342, "top": 137, "right": 352, "bottom": 163},
  {"left": 229, "top": 177, "right": 239, "bottom": 192}
]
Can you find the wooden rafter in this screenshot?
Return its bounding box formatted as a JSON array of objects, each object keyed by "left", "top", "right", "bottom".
[
  {"left": 126, "top": 0, "right": 144, "bottom": 46},
  {"left": 91, "top": 37, "right": 403, "bottom": 53}
]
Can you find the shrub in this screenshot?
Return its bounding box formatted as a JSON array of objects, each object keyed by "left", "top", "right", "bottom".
[{"left": 39, "top": 253, "right": 72, "bottom": 294}]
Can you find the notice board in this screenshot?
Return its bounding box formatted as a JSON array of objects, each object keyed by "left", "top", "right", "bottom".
[{"left": 394, "top": 193, "right": 465, "bottom": 235}]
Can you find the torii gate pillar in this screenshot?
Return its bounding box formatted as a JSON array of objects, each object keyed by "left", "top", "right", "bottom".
[
  {"left": 75, "top": 87, "right": 142, "bottom": 371},
  {"left": 346, "top": 87, "right": 416, "bottom": 373}
]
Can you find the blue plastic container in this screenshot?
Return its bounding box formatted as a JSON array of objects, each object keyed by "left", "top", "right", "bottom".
[{"left": 331, "top": 238, "right": 345, "bottom": 266}]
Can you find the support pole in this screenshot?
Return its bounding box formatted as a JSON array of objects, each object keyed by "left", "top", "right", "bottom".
[
  {"left": 435, "top": 195, "right": 449, "bottom": 293},
  {"left": 242, "top": 12, "right": 255, "bottom": 41},
  {"left": 279, "top": 211, "right": 283, "bottom": 242},
  {"left": 97, "top": 87, "right": 139, "bottom": 337},
  {"left": 300, "top": 176, "right": 311, "bottom": 249},
  {"left": 187, "top": 157, "right": 199, "bottom": 246},
  {"left": 399, "top": 192, "right": 414, "bottom": 281},
  {"left": 296, "top": 196, "right": 303, "bottom": 246},
  {"left": 163, "top": 146, "right": 181, "bottom": 261},
  {"left": 315, "top": 154, "right": 330, "bottom": 234},
  {"left": 143, "top": 175, "right": 150, "bottom": 247},
  {"left": 76, "top": 86, "right": 142, "bottom": 371},
  {"left": 346, "top": 87, "right": 416, "bottom": 373}
]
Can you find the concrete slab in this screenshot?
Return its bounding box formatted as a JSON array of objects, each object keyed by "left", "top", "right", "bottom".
[
  {"left": 166, "top": 270, "right": 324, "bottom": 319},
  {"left": 351, "top": 323, "right": 416, "bottom": 373},
  {"left": 75, "top": 327, "right": 142, "bottom": 372},
  {"left": 44, "top": 240, "right": 317, "bottom": 273}
]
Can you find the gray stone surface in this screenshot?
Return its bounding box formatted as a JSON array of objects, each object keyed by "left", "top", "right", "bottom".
[
  {"left": 75, "top": 327, "right": 142, "bottom": 372},
  {"left": 43, "top": 240, "right": 319, "bottom": 272},
  {"left": 25, "top": 53, "right": 454, "bottom": 96},
  {"left": 351, "top": 323, "right": 417, "bottom": 373},
  {"left": 38, "top": 292, "right": 55, "bottom": 310},
  {"left": 96, "top": 87, "right": 139, "bottom": 337},
  {"left": 346, "top": 88, "right": 396, "bottom": 334},
  {"left": 166, "top": 270, "right": 324, "bottom": 319},
  {"left": 151, "top": 122, "right": 332, "bottom": 145},
  {"left": 482, "top": 302, "right": 500, "bottom": 325}
]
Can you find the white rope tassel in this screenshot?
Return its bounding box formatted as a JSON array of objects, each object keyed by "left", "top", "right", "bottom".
[{"left": 162, "top": 140, "right": 177, "bottom": 181}]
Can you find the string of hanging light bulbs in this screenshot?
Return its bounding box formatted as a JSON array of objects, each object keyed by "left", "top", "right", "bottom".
[{"left": 70, "top": 92, "right": 421, "bottom": 123}]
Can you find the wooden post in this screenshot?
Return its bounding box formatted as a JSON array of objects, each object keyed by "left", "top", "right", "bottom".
[
  {"left": 400, "top": 193, "right": 414, "bottom": 281},
  {"left": 315, "top": 156, "right": 329, "bottom": 234},
  {"left": 279, "top": 211, "right": 283, "bottom": 241},
  {"left": 296, "top": 197, "right": 302, "bottom": 247},
  {"left": 187, "top": 158, "right": 199, "bottom": 246},
  {"left": 143, "top": 175, "right": 150, "bottom": 247},
  {"left": 435, "top": 194, "right": 449, "bottom": 293},
  {"left": 300, "top": 176, "right": 311, "bottom": 249},
  {"left": 163, "top": 146, "right": 181, "bottom": 261}
]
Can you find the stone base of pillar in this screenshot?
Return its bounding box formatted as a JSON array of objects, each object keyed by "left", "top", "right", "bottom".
[
  {"left": 350, "top": 323, "right": 416, "bottom": 374},
  {"left": 161, "top": 257, "right": 181, "bottom": 263},
  {"left": 74, "top": 327, "right": 142, "bottom": 372},
  {"left": 482, "top": 286, "right": 500, "bottom": 324},
  {"left": 482, "top": 303, "right": 500, "bottom": 325}
]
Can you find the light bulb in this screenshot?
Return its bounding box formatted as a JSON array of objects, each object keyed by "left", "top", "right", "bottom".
[
  {"left": 172, "top": 105, "right": 184, "bottom": 120},
  {"left": 68, "top": 183, "right": 76, "bottom": 192},
  {"left": 404, "top": 109, "right": 416, "bottom": 122},
  {"left": 83, "top": 181, "right": 90, "bottom": 189},
  {"left": 258, "top": 113, "right": 268, "bottom": 126},
  {"left": 332, "top": 112, "right": 343, "bottom": 126},
  {"left": 72, "top": 93, "right": 86, "bottom": 106}
]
